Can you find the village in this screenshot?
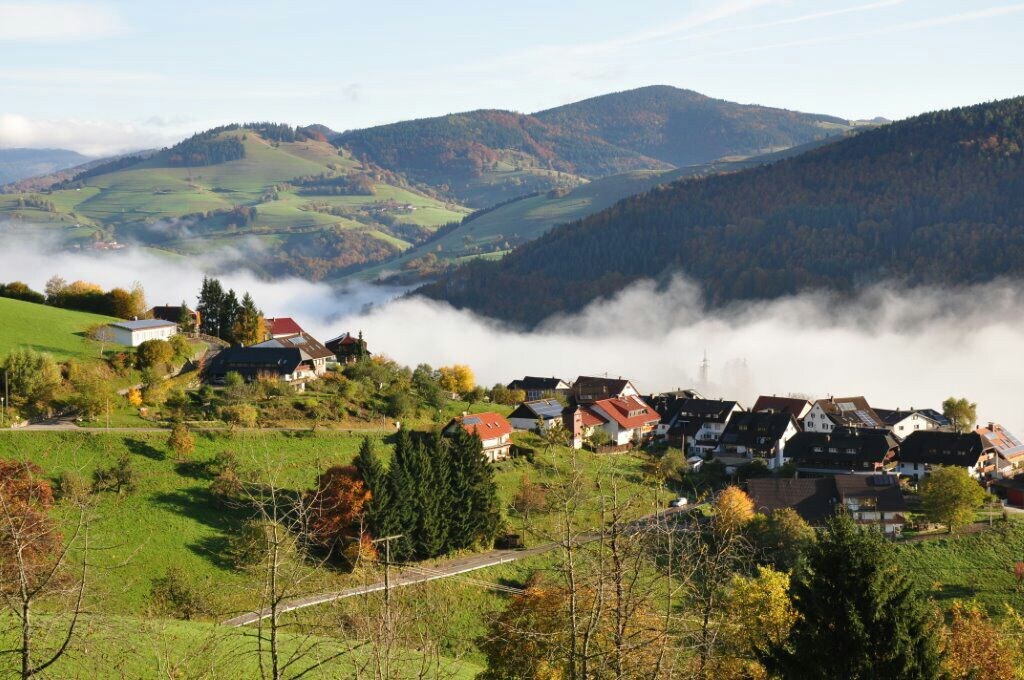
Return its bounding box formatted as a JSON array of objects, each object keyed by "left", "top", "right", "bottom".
[{"left": 103, "top": 306, "right": 1024, "bottom": 540}]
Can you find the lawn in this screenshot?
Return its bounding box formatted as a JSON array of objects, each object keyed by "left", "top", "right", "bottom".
[{"left": 0, "top": 296, "right": 117, "bottom": 362}]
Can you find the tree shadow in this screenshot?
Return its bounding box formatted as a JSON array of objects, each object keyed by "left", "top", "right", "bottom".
[
  {"left": 934, "top": 583, "right": 977, "bottom": 601},
  {"left": 175, "top": 460, "right": 213, "bottom": 480},
  {"left": 124, "top": 437, "right": 165, "bottom": 461},
  {"left": 150, "top": 485, "right": 251, "bottom": 568}
]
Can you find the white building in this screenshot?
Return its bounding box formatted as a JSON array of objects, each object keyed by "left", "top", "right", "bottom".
[
  {"left": 803, "top": 396, "right": 885, "bottom": 433},
  {"left": 875, "top": 408, "right": 944, "bottom": 439},
  {"left": 108, "top": 319, "right": 178, "bottom": 347}
]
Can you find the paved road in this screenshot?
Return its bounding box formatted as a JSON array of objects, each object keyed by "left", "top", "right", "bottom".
[{"left": 221, "top": 505, "right": 696, "bottom": 627}]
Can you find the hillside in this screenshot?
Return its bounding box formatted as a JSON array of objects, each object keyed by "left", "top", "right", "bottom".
[
  {"left": 0, "top": 296, "right": 118, "bottom": 361},
  {"left": 417, "top": 96, "right": 1024, "bottom": 327},
  {"left": 334, "top": 86, "right": 857, "bottom": 207},
  {"left": 0, "top": 125, "right": 470, "bottom": 280},
  {"left": 0, "top": 147, "right": 90, "bottom": 184}
]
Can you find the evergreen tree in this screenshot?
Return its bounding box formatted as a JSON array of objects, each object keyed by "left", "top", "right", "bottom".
[
  {"left": 447, "top": 428, "right": 501, "bottom": 551},
  {"left": 761, "top": 514, "right": 940, "bottom": 680},
  {"left": 414, "top": 432, "right": 451, "bottom": 557},
  {"left": 176, "top": 300, "right": 195, "bottom": 334},
  {"left": 232, "top": 292, "right": 265, "bottom": 346},
  {"left": 382, "top": 428, "right": 418, "bottom": 559},
  {"left": 220, "top": 289, "right": 241, "bottom": 343},
  {"left": 196, "top": 277, "right": 224, "bottom": 337},
  {"left": 353, "top": 437, "right": 390, "bottom": 537}
]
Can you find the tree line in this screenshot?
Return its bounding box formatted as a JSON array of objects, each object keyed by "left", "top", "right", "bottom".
[
  {"left": 195, "top": 276, "right": 265, "bottom": 345},
  {"left": 0, "top": 277, "right": 148, "bottom": 319}
]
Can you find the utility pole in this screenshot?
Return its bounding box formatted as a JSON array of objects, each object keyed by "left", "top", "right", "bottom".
[
  {"left": 371, "top": 534, "right": 404, "bottom": 611},
  {"left": 2, "top": 369, "right": 8, "bottom": 428}
]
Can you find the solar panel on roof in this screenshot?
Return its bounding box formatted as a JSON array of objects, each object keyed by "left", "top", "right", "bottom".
[{"left": 463, "top": 416, "right": 482, "bottom": 425}]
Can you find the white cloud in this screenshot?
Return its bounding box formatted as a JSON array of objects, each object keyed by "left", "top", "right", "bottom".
[
  {"left": 0, "top": 113, "right": 199, "bottom": 155},
  {"left": 0, "top": 2, "right": 127, "bottom": 41},
  {"left": 1, "top": 234, "right": 1022, "bottom": 435}
]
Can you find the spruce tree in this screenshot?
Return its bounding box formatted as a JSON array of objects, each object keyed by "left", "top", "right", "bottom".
[
  {"left": 353, "top": 437, "right": 390, "bottom": 537},
  {"left": 220, "top": 289, "right": 241, "bottom": 343},
  {"left": 196, "top": 277, "right": 224, "bottom": 337},
  {"left": 761, "top": 514, "right": 940, "bottom": 680},
  {"left": 383, "top": 428, "right": 418, "bottom": 559},
  {"left": 447, "top": 428, "right": 501, "bottom": 550},
  {"left": 414, "top": 433, "right": 451, "bottom": 558}
]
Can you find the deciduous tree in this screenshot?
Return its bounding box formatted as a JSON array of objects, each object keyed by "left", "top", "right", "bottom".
[{"left": 920, "top": 465, "right": 986, "bottom": 532}]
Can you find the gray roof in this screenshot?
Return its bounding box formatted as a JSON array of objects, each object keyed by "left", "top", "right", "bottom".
[
  {"left": 111, "top": 319, "right": 177, "bottom": 331},
  {"left": 508, "top": 399, "right": 564, "bottom": 421}
]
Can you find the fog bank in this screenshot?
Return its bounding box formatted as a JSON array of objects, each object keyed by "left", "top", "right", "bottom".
[{"left": 1, "top": 236, "right": 1022, "bottom": 433}]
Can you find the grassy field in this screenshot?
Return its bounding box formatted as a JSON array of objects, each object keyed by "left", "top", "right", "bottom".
[{"left": 0, "top": 296, "right": 117, "bottom": 362}]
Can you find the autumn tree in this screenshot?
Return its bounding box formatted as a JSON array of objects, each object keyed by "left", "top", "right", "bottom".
[
  {"left": 437, "top": 364, "right": 475, "bottom": 396},
  {"left": 168, "top": 423, "right": 195, "bottom": 460},
  {"left": 136, "top": 338, "right": 175, "bottom": 372},
  {"left": 942, "top": 396, "right": 978, "bottom": 432},
  {"left": 748, "top": 507, "right": 816, "bottom": 571},
  {"left": 940, "top": 601, "right": 1022, "bottom": 680},
  {"left": 305, "top": 465, "right": 372, "bottom": 558},
  {"left": 920, "top": 466, "right": 986, "bottom": 532},
  {"left": 719, "top": 565, "right": 797, "bottom": 678},
  {"left": 714, "top": 485, "right": 755, "bottom": 534},
  {"left": 2, "top": 348, "right": 62, "bottom": 416}
]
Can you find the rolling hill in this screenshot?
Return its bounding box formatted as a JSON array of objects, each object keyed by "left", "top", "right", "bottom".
[
  {"left": 0, "top": 296, "right": 117, "bottom": 362},
  {"left": 333, "top": 85, "right": 859, "bottom": 207},
  {"left": 417, "top": 96, "right": 1024, "bottom": 327},
  {"left": 0, "top": 147, "right": 90, "bottom": 185}
]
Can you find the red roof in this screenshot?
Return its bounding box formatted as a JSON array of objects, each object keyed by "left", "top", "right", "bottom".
[
  {"left": 458, "top": 412, "right": 513, "bottom": 440},
  {"left": 590, "top": 396, "right": 659, "bottom": 429},
  {"left": 266, "top": 317, "right": 303, "bottom": 336},
  {"left": 579, "top": 409, "right": 606, "bottom": 427}
]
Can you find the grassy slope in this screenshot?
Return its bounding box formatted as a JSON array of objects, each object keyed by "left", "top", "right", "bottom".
[{"left": 0, "top": 296, "right": 117, "bottom": 362}]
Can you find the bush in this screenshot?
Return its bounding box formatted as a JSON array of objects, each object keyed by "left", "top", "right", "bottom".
[
  {"left": 55, "top": 470, "right": 90, "bottom": 503},
  {"left": 221, "top": 404, "right": 259, "bottom": 428},
  {"left": 151, "top": 566, "right": 207, "bottom": 620},
  {"left": 136, "top": 339, "right": 174, "bottom": 371},
  {"left": 167, "top": 423, "right": 195, "bottom": 459},
  {"left": 91, "top": 455, "right": 136, "bottom": 494}
]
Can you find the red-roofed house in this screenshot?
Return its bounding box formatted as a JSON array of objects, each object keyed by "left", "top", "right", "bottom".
[
  {"left": 589, "top": 396, "right": 660, "bottom": 447},
  {"left": 444, "top": 412, "right": 513, "bottom": 462},
  {"left": 265, "top": 317, "right": 304, "bottom": 339}
]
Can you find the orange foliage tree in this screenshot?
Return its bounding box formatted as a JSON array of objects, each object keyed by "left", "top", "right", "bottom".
[{"left": 306, "top": 465, "right": 373, "bottom": 555}]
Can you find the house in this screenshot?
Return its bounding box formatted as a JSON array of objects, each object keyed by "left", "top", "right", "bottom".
[
  {"left": 990, "top": 476, "right": 1024, "bottom": 508},
  {"left": 506, "top": 377, "right": 572, "bottom": 401},
  {"left": 668, "top": 399, "right": 744, "bottom": 453},
  {"left": 252, "top": 332, "right": 333, "bottom": 376},
  {"left": 203, "top": 346, "right": 317, "bottom": 384},
  {"left": 108, "top": 318, "right": 178, "bottom": 347},
  {"left": 717, "top": 411, "right": 800, "bottom": 469},
  {"left": 875, "top": 408, "right": 945, "bottom": 438},
  {"left": 325, "top": 332, "right": 369, "bottom": 365},
  {"left": 752, "top": 395, "right": 812, "bottom": 420},
  {"left": 508, "top": 399, "right": 565, "bottom": 431},
  {"left": 586, "top": 395, "right": 660, "bottom": 446},
  {"left": 803, "top": 396, "right": 886, "bottom": 432},
  {"left": 786, "top": 427, "right": 900, "bottom": 475},
  {"left": 746, "top": 478, "right": 837, "bottom": 526},
  {"left": 444, "top": 412, "right": 513, "bottom": 462},
  {"left": 563, "top": 405, "right": 608, "bottom": 450},
  {"left": 747, "top": 474, "right": 907, "bottom": 534},
  {"left": 895, "top": 430, "right": 997, "bottom": 481},
  {"left": 571, "top": 376, "right": 639, "bottom": 404},
  {"left": 976, "top": 422, "right": 1024, "bottom": 478},
  {"left": 265, "top": 317, "right": 304, "bottom": 339},
  {"left": 833, "top": 474, "right": 908, "bottom": 535},
  {"left": 148, "top": 304, "right": 200, "bottom": 330}
]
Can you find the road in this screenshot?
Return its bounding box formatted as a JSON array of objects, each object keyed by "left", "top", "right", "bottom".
[{"left": 221, "top": 505, "right": 696, "bottom": 627}]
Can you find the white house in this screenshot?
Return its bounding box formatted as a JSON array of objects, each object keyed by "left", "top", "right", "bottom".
[
  {"left": 444, "top": 412, "right": 513, "bottom": 462},
  {"left": 803, "top": 396, "right": 885, "bottom": 433},
  {"left": 895, "top": 430, "right": 995, "bottom": 482},
  {"left": 875, "top": 408, "right": 944, "bottom": 439},
  {"left": 507, "top": 399, "right": 564, "bottom": 431},
  {"left": 587, "top": 395, "right": 660, "bottom": 446},
  {"left": 108, "top": 319, "right": 178, "bottom": 347},
  {"left": 717, "top": 411, "right": 800, "bottom": 469},
  {"left": 668, "top": 399, "right": 743, "bottom": 453}
]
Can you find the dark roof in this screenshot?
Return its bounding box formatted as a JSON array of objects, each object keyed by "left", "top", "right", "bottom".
[
  {"left": 507, "top": 376, "right": 569, "bottom": 391},
  {"left": 508, "top": 398, "right": 564, "bottom": 420},
  {"left": 746, "top": 478, "right": 836, "bottom": 525},
  {"left": 814, "top": 396, "right": 885, "bottom": 428},
  {"left": 720, "top": 411, "right": 797, "bottom": 449},
  {"left": 916, "top": 409, "right": 951, "bottom": 427},
  {"left": 833, "top": 474, "right": 908, "bottom": 512},
  {"left": 752, "top": 395, "right": 811, "bottom": 418},
  {"left": 573, "top": 376, "right": 634, "bottom": 402},
  {"left": 897, "top": 430, "right": 990, "bottom": 467},
  {"left": 645, "top": 394, "right": 688, "bottom": 423},
  {"left": 254, "top": 332, "right": 333, "bottom": 360},
  {"left": 875, "top": 408, "right": 948, "bottom": 428},
  {"left": 204, "top": 347, "right": 303, "bottom": 377},
  {"left": 787, "top": 427, "right": 899, "bottom": 467},
  {"left": 675, "top": 398, "right": 739, "bottom": 422}
]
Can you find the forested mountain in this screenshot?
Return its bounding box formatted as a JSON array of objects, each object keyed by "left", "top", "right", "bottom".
[
  {"left": 417, "top": 96, "right": 1024, "bottom": 328},
  {"left": 0, "top": 148, "right": 90, "bottom": 185},
  {"left": 334, "top": 86, "right": 856, "bottom": 207}
]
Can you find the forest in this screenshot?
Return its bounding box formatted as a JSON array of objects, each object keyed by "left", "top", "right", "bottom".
[{"left": 418, "top": 96, "right": 1024, "bottom": 327}]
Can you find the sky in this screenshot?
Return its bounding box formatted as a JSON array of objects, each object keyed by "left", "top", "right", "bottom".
[{"left": 2, "top": 0, "right": 1023, "bottom": 155}]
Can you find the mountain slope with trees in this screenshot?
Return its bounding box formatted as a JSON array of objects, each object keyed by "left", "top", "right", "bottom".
[
  {"left": 0, "top": 148, "right": 90, "bottom": 185},
  {"left": 418, "top": 96, "right": 1024, "bottom": 327}
]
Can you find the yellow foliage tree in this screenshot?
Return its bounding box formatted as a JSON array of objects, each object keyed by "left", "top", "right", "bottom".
[
  {"left": 718, "top": 566, "right": 798, "bottom": 679},
  {"left": 438, "top": 364, "right": 475, "bottom": 395},
  {"left": 714, "top": 485, "right": 755, "bottom": 533},
  {"left": 940, "top": 601, "right": 1022, "bottom": 679},
  {"left": 126, "top": 388, "right": 143, "bottom": 408}
]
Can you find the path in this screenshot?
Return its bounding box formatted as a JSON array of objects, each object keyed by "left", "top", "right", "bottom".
[{"left": 221, "top": 505, "right": 696, "bottom": 627}]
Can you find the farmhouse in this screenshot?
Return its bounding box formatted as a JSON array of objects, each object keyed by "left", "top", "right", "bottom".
[
  {"left": 571, "top": 376, "right": 639, "bottom": 404},
  {"left": 975, "top": 422, "right": 1024, "bottom": 478},
  {"left": 786, "top": 427, "right": 900, "bottom": 474},
  {"left": 506, "top": 376, "right": 572, "bottom": 401},
  {"left": 803, "top": 396, "right": 886, "bottom": 432},
  {"left": 668, "top": 398, "right": 743, "bottom": 454},
  {"left": 747, "top": 474, "right": 907, "bottom": 534},
  {"left": 203, "top": 346, "right": 317, "bottom": 384},
  {"left": 265, "top": 317, "right": 304, "bottom": 339},
  {"left": 252, "top": 332, "right": 333, "bottom": 376},
  {"left": 325, "top": 331, "right": 369, "bottom": 364},
  {"left": 895, "top": 430, "right": 996, "bottom": 481},
  {"left": 717, "top": 411, "right": 800, "bottom": 469},
  {"left": 108, "top": 318, "right": 178, "bottom": 347},
  {"left": 586, "top": 395, "right": 660, "bottom": 446},
  {"left": 444, "top": 412, "right": 513, "bottom": 462},
  {"left": 507, "top": 398, "right": 564, "bottom": 431}
]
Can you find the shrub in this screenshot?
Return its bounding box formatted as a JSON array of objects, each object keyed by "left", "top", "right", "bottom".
[
  {"left": 136, "top": 339, "right": 174, "bottom": 371},
  {"left": 220, "top": 404, "right": 259, "bottom": 428},
  {"left": 151, "top": 566, "right": 207, "bottom": 620},
  {"left": 167, "top": 423, "right": 195, "bottom": 459},
  {"left": 91, "top": 455, "right": 136, "bottom": 494},
  {"left": 55, "top": 470, "right": 90, "bottom": 503}
]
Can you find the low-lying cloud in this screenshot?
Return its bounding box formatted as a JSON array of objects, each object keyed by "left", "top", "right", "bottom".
[
  {"left": 1, "top": 234, "right": 1022, "bottom": 434},
  {"left": 0, "top": 113, "right": 203, "bottom": 157}
]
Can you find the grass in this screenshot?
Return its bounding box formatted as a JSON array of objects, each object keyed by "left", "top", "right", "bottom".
[{"left": 0, "top": 296, "right": 117, "bottom": 362}]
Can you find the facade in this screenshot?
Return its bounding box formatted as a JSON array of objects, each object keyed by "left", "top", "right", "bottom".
[
  {"left": 506, "top": 377, "right": 572, "bottom": 401},
  {"left": 203, "top": 347, "right": 316, "bottom": 384},
  {"left": 895, "top": 430, "right": 996, "bottom": 481},
  {"left": 786, "top": 427, "right": 900, "bottom": 474},
  {"left": 444, "top": 412, "right": 513, "bottom": 462},
  {"left": 975, "top": 422, "right": 1024, "bottom": 478},
  {"left": 669, "top": 399, "right": 744, "bottom": 453},
  {"left": 875, "top": 408, "right": 944, "bottom": 438},
  {"left": 587, "top": 395, "right": 660, "bottom": 446},
  {"left": 564, "top": 406, "right": 607, "bottom": 449},
  {"left": 803, "top": 396, "right": 886, "bottom": 433},
  {"left": 252, "top": 332, "right": 333, "bottom": 376},
  {"left": 717, "top": 411, "right": 800, "bottom": 469},
  {"left": 108, "top": 319, "right": 178, "bottom": 347},
  {"left": 507, "top": 398, "right": 565, "bottom": 431},
  {"left": 571, "top": 376, "right": 639, "bottom": 404}
]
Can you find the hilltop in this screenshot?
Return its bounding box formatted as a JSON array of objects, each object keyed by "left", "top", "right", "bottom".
[
  {"left": 0, "top": 147, "right": 90, "bottom": 185},
  {"left": 418, "top": 96, "right": 1024, "bottom": 327},
  {"left": 0, "top": 296, "right": 118, "bottom": 362},
  {"left": 334, "top": 85, "right": 858, "bottom": 207}
]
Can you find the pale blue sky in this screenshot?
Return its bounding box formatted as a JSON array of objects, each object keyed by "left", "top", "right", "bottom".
[{"left": 2, "top": 0, "right": 1023, "bottom": 154}]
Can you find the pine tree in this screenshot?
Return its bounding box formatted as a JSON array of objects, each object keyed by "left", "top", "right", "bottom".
[
  {"left": 220, "top": 289, "right": 240, "bottom": 343},
  {"left": 414, "top": 433, "right": 450, "bottom": 557},
  {"left": 447, "top": 428, "right": 501, "bottom": 551},
  {"left": 232, "top": 292, "right": 265, "bottom": 346},
  {"left": 353, "top": 437, "right": 390, "bottom": 537},
  {"left": 761, "top": 514, "right": 940, "bottom": 680},
  {"left": 382, "top": 428, "right": 418, "bottom": 559},
  {"left": 196, "top": 277, "right": 224, "bottom": 337}
]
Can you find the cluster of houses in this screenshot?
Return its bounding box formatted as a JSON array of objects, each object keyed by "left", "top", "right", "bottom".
[{"left": 448, "top": 376, "right": 1024, "bottom": 534}]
